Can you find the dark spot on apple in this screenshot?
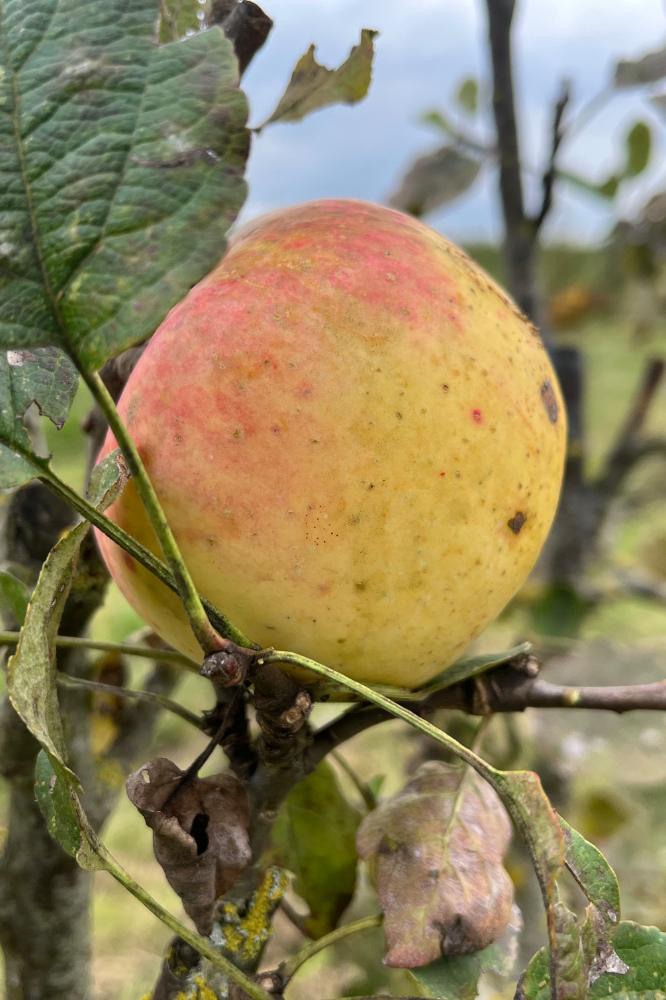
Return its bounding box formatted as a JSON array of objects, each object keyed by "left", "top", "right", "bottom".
[
  {"left": 354, "top": 581, "right": 367, "bottom": 592},
  {"left": 540, "top": 380, "right": 559, "bottom": 423},
  {"left": 508, "top": 511, "right": 527, "bottom": 534}
]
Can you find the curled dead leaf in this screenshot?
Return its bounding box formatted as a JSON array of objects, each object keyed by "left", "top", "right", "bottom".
[
  {"left": 126, "top": 757, "right": 251, "bottom": 934},
  {"left": 357, "top": 760, "right": 514, "bottom": 968}
]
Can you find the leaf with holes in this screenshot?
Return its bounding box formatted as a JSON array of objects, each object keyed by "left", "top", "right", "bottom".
[
  {"left": 270, "top": 760, "right": 361, "bottom": 938},
  {"left": 0, "top": 348, "right": 78, "bottom": 489},
  {"left": 389, "top": 145, "right": 481, "bottom": 218},
  {"left": 126, "top": 757, "right": 251, "bottom": 935},
  {"left": 260, "top": 29, "right": 376, "bottom": 128},
  {"left": 0, "top": 0, "right": 249, "bottom": 369},
  {"left": 357, "top": 761, "right": 514, "bottom": 968},
  {"left": 515, "top": 920, "right": 664, "bottom": 1000}
]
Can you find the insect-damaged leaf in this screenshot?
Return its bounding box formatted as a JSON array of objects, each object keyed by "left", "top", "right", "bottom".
[
  {"left": 270, "top": 760, "right": 361, "bottom": 938},
  {"left": 515, "top": 919, "right": 665, "bottom": 1000},
  {"left": 126, "top": 757, "right": 251, "bottom": 935},
  {"left": 7, "top": 521, "right": 89, "bottom": 771},
  {"left": 389, "top": 145, "right": 481, "bottom": 218},
  {"left": 0, "top": 348, "right": 78, "bottom": 490},
  {"left": 260, "top": 29, "right": 377, "bottom": 128},
  {"left": 356, "top": 761, "right": 514, "bottom": 968},
  {"left": 560, "top": 817, "right": 621, "bottom": 928},
  {"left": 87, "top": 448, "right": 130, "bottom": 511},
  {"left": 0, "top": 0, "right": 249, "bottom": 369},
  {"left": 159, "top": 0, "right": 273, "bottom": 76}
]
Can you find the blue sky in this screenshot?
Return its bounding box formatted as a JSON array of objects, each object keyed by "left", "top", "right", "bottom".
[{"left": 240, "top": 0, "right": 666, "bottom": 244}]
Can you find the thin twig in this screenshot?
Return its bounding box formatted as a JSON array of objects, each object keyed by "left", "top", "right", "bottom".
[
  {"left": 310, "top": 659, "right": 666, "bottom": 767},
  {"left": 56, "top": 673, "right": 204, "bottom": 730},
  {"left": 278, "top": 914, "right": 382, "bottom": 984},
  {"left": 533, "top": 81, "right": 570, "bottom": 232},
  {"left": 0, "top": 629, "right": 198, "bottom": 669},
  {"left": 597, "top": 358, "right": 666, "bottom": 496}
]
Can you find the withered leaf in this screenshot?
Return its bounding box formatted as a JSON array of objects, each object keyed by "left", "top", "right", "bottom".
[
  {"left": 126, "top": 757, "right": 251, "bottom": 934},
  {"left": 357, "top": 760, "right": 513, "bottom": 968}
]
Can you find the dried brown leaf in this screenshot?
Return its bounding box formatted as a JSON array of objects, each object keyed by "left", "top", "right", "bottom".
[
  {"left": 126, "top": 757, "right": 251, "bottom": 934},
  {"left": 357, "top": 761, "right": 513, "bottom": 968}
]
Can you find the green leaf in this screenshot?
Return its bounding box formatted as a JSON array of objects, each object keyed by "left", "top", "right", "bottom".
[
  {"left": 456, "top": 77, "right": 479, "bottom": 114},
  {"left": 559, "top": 169, "right": 620, "bottom": 202},
  {"left": 34, "top": 749, "right": 103, "bottom": 869},
  {"left": 615, "top": 47, "right": 666, "bottom": 86},
  {"left": 525, "top": 583, "right": 590, "bottom": 638},
  {"left": 260, "top": 28, "right": 377, "bottom": 128},
  {"left": 312, "top": 642, "right": 532, "bottom": 703},
  {"left": 6, "top": 521, "right": 88, "bottom": 770},
  {"left": 517, "top": 921, "right": 665, "bottom": 999},
  {"left": 625, "top": 122, "right": 652, "bottom": 177},
  {"left": 0, "top": 348, "right": 78, "bottom": 489},
  {"left": 87, "top": 448, "right": 129, "bottom": 511},
  {"left": 409, "top": 911, "right": 520, "bottom": 999},
  {"left": 561, "top": 818, "right": 621, "bottom": 926},
  {"left": 0, "top": 568, "right": 30, "bottom": 624},
  {"left": 376, "top": 641, "right": 533, "bottom": 700},
  {"left": 0, "top": 1, "right": 249, "bottom": 369},
  {"left": 389, "top": 145, "right": 481, "bottom": 218},
  {"left": 270, "top": 761, "right": 361, "bottom": 938},
  {"left": 421, "top": 109, "right": 453, "bottom": 134}
]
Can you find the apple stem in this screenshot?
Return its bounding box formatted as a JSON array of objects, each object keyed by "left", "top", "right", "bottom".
[{"left": 79, "top": 368, "right": 240, "bottom": 658}]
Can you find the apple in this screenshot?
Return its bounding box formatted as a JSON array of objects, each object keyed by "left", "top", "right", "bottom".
[{"left": 96, "top": 199, "right": 566, "bottom": 688}]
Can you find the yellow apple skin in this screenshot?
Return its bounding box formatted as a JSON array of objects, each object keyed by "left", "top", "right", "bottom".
[{"left": 96, "top": 199, "right": 566, "bottom": 687}]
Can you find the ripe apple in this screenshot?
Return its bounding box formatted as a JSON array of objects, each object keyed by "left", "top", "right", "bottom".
[{"left": 96, "top": 199, "right": 566, "bottom": 688}]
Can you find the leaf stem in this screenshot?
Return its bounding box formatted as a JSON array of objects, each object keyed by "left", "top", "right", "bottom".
[
  {"left": 0, "top": 629, "right": 198, "bottom": 669},
  {"left": 56, "top": 673, "right": 203, "bottom": 730},
  {"left": 36, "top": 459, "right": 253, "bottom": 648},
  {"left": 98, "top": 848, "right": 273, "bottom": 1000},
  {"left": 280, "top": 914, "right": 382, "bottom": 982},
  {"left": 78, "top": 369, "right": 224, "bottom": 655}
]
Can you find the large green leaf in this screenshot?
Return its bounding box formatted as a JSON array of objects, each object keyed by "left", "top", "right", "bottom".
[
  {"left": 517, "top": 921, "right": 665, "bottom": 999},
  {"left": 0, "top": 0, "right": 249, "bottom": 369},
  {"left": 6, "top": 521, "right": 88, "bottom": 770},
  {"left": 260, "top": 29, "right": 376, "bottom": 128},
  {"left": 0, "top": 347, "right": 78, "bottom": 488},
  {"left": 270, "top": 761, "right": 361, "bottom": 938}
]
